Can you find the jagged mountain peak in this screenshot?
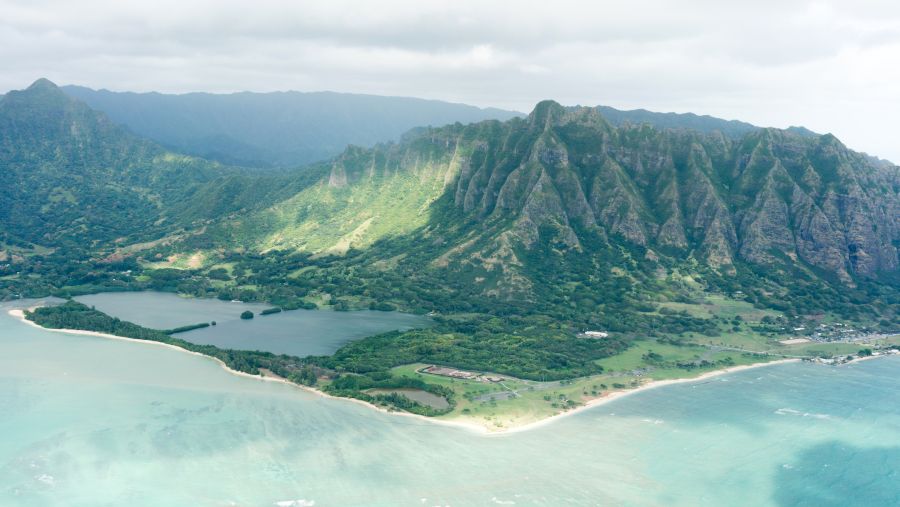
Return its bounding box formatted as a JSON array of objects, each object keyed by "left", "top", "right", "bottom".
[
  {"left": 528, "top": 100, "right": 568, "bottom": 127},
  {"left": 0, "top": 78, "right": 131, "bottom": 151},
  {"left": 2, "top": 77, "right": 73, "bottom": 111},
  {"left": 526, "top": 101, "right": 613, "bottom": 133},
  {"left": 27, "top": 77, "right": 60, "bottom": 91},
  {"left": 222, "top": 104, "right": 898, "bottom": 287}
]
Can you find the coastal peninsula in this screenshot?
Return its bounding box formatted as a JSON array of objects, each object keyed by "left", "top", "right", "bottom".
[{"left": 12, "top": 300, "right": 899, "bottom": 434}]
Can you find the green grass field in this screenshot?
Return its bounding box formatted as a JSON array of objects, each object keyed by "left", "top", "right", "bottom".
[
  {"left": 389, "top": 344, "right": 783, "bottom": 430},
  {"left": 380, "top": 293, "right": 899, "bottom": 430},
  {"left": 659, "top": 294, "right": 780, "bottom": 321}
]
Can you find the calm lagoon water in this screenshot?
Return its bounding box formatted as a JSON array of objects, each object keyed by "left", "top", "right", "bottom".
[
  {"left": 1, "top": 299, "right": 898, "bottom": 506},
  {"left": 75, "top": 292, "right": 430, "bottom": 357}
]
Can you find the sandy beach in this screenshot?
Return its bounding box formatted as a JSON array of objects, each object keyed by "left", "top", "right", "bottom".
[
  {"left": 7, "top": 308, "right": 489, "bottom": 434},
  {"left": 483, "top": 358, "right": 801, "bottom": 435},
  {"left": 8, "top": 307, "right": 802, "bottom": 435}
]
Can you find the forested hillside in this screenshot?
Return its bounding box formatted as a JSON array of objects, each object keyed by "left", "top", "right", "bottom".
[
  {"left": 0, "top": 79, "right": 310, "bottom": 254},
  {"left": 2, "top": 80, "right": 898, "bottom": 390},
  {"left": 127, "top": 99, "right": 899, "bottom": 357},
  {"left": 196, "top": 100, "right": 899, "bottom": 285}
]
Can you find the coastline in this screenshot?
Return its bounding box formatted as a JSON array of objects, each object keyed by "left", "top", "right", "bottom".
[
  {"left": 483, "top": 358, "right": 801, "bottom": 436},
  {"left": 7, "top": 308, "right": 489, "bottom": 434},
  {"left": 5, "top": 307, "right": 814, "bottom": 435}
]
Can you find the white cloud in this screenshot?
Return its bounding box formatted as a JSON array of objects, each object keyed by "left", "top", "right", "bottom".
[{"left": 1, "top": 0, "right": 899, "bottom": 160}]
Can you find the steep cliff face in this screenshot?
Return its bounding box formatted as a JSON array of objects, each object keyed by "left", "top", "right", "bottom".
[
  {"left": 443, "top": 102, "right": 898, "bottom": 281},
  {"left": 240, "top": 100, "right": 899, "bottom": 286}
]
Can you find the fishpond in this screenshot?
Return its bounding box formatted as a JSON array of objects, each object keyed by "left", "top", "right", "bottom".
[
  {"left": 1, "top": 299, "right": 898, "bottom": 506},
  {"left": 74, "top": 291, "right": 431, "bottom": 357}
]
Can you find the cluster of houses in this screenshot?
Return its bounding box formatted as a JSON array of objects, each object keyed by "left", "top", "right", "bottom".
[
  {"left": 801, "top": 322, "right": 897, "bottom": 343},
  {"left": 420, "top": 365, "right": 505, "bottom": 383},
  {"left": 776, "top": 319, "right": 898, "bottom": 344},
  {"left": 808, "top": 348, "right": 899, "bottom": 365}
]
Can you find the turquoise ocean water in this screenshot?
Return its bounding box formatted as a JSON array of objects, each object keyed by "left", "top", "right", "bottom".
[{"left": 1, "top": 299, "right": 897, "bottom": 506}]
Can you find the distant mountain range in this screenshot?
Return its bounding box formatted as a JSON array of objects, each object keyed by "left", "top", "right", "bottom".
[
  {"left": 594, "top": 105, "right": 820, "bottom": 140},
  {"left": 1, "top": 78, "right": 897, "bottom": 330},
  {"left": 2, "top": 77, "right": 898, "bottom": 419},
  {"left": 594, "top": 105, "right": 760, "bottom": 138},
  {"left": 55, "top": 84, "right": 839, "bottom": 171},
  {"left": 60, "top": 85, "right": 524, "bottom": 168}
]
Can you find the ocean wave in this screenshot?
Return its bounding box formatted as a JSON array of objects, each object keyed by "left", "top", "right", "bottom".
[
  {"left": 274, "top": 500, "right": 314, "bottom": 507},
  {"left": 774, "top": 408, "right": 831, "bottom": 420},
  {"left": 491, "top": 497, "right": 516, "bottom": 505},
  {"left": 35, "top": 474, "right": 54, "bottom": 486}
]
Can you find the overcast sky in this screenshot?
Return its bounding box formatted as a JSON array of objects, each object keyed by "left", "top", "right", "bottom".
[{"left": 2, "top": 0, "right": 899, "bottom": 161}]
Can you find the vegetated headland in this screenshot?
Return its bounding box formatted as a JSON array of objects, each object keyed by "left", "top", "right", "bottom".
[{"left": 11, "top": 298, "right": 900, "bottom": 434}]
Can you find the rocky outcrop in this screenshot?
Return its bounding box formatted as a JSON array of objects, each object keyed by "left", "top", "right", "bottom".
[
  {"left": 287, "top": 100, "right": 900, "bottom": 283},
  {"left": 417, "top": 102, "right": 899, "bottom": 280}
]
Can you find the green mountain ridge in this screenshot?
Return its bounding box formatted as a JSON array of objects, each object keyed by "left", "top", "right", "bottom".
[
  {"left": 197, "top": 100, "right": 899, "bottom": 287},
  {"left": 55, "top": 85, "right": 831, "bottom": 171},
  {"left": 593, "top": 104, "right": 763, "bottom": 138},
  {"left": 1, "top": 79, "right": 898, "bottom": 387},
  {"left": 60, "top": 85, "right": 524, "bottom": 169},
  {"left": 0, "top": 79, "right": 313, "bottom": 253}
]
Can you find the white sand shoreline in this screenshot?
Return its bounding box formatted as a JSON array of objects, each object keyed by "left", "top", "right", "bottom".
[
  {"left": 486, "top": 358, "right": 802, "bottom": 436},
  {"left": 5, "top": 307, "right": 828, "bottom": 436},
  {"left": 7, "top": 308, "right": 489, "bottom": 434}
]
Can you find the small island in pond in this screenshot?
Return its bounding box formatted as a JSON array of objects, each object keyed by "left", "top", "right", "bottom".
[{"left": 21, "top": 299, "right": 900, "bottom": 433}]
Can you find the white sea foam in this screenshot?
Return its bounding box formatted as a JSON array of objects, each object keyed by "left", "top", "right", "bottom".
[
  {"left": 491, "top": 497, "right": 516, "bottom": 505},
  {"left": 35, "top": 474, "right": 54, "bottom": 486},
  {"left": 774, "top": 408, "right": 831, "bottom": 420},
  {"left": 274, "top": 500, "right": 314, "bottom": 507}
]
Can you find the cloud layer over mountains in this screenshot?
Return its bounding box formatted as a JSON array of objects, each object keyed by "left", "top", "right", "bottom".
[{"left": 2, "top": 0, "right": 899, "bottom": 161}]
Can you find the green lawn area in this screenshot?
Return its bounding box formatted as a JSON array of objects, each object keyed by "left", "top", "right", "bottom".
[
  {"left": 659, "top": 294, "right": 780, "bottom": 321},
  {"left": 596, "top": 340, "right": 706, "bottom": 372},
  {"left": 390, "top": 363, "right": 610, "bottom": 429},
  {"left": 388, "top": 347, "right": 778, "bottom": 429},
  {"left": 689, "top": 329, "right": 775, "bottom": 351},
  {"left": 383, "top": 329, "right": 900, "bottom": 430},
  {"left": 792, "top": 342, "right": 863, "bottom": 356},
  {"left": 595, "top": 338, "right": 777, "bottom": 381}
]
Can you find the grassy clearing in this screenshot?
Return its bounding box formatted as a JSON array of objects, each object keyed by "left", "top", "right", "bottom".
[
  {"left": 383, "top": 321, "right": 896, "bottom": 429},
  {"left": 596, "top": 340, "right": 706, "bottom": 371},
  {"left": 390, "top": 347, "right": 781, "bottom": 430},
  {"left": 691, "top": 330, "right": 774, "bottom": 350},
  {"left": 659, "top": 294, "right": 780, "bottom": 321},
  {"left": 142, "top": 251, "right": 207, "bottom": 270}
]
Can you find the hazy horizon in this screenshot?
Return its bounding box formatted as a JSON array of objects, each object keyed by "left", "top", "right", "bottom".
[{"left": 2, "top": 1, "right": 899, "bottom": 161}]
